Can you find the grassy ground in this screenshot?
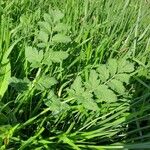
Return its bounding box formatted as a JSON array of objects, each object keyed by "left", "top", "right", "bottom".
[{"left": 0, "top": 0, "right": 150, "bottom": 149}]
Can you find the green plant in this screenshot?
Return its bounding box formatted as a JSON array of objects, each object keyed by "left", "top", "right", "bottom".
[{"left": 0, "top": 0, "right": 150, "bottom": 149}]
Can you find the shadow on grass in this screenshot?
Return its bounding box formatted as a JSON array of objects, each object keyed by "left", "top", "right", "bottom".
[{"left": 126, "top": 75, "right": 150, "bottom": 145}]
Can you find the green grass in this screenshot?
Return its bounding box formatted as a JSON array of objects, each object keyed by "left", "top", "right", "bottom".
[{"left": 0, "top": 0, "right": 150, "bottom": 149}]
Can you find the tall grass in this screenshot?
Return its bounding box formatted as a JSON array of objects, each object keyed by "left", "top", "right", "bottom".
[{"left": 0, "top": 0, "right": 150, "bottom": 149}]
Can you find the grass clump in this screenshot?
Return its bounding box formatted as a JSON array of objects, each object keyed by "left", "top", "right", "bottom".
[{"left": 0, "top": 0, "right": 150, "bottom": 149}]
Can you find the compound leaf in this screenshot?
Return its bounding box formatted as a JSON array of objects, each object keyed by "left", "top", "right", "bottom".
[
  {"left": 43, "top": 13, "right": 52, "bottom": 25},
  {"left": 44, "top": 91, "right": 68, "bottom": 114},
  {"left": 118, "top": 59, "right": 134, "bottom": 73},
  {"left": 81, "top": 91, "right": 99, "bottom": 111},
  {"left": 70, "top": 76, "right": 84, "bottom": 94},
  {"left": 107, "top": 58, "right": 118, "bottom": 76},
  {"left": 52, "top": 10, "right": 64, "bottom": 23},
  {"left": 108, "top": 79, "right": 125, "bottom": 94},
  {"left": 54, "top": 23, "right": 69, "bottom": 32},
  {"left": 52, "top": 34, "right": 71, "bottom": 43},
  {"left": 9, "top": 77, "right": 30, "bottom": 92},
  {"left": 50, "top": 51, "right": 69, "bottom": 63},
  {"left": 97, "top": 64, "right": 109, "bottom": 82},
  {"left": 25, "top": 46, "right": 43, "bottom": 68},
  {"left": 37, "top": 31, "right": 49, "bottom": 43},
  {"left": 115, "top": 73, "right": 130, "bottom": 84},
  {"left": 35, "top": 75, "right": 57, "bottom": 91},
  {"left": 85, "top": 70, "right": 100, "bottom": 91},
  {"left": 94, "top": 85, "right": 117, "bottom": 103},
  {"left": 38, "top": 21, "right": 51, "bottom": 34}
]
